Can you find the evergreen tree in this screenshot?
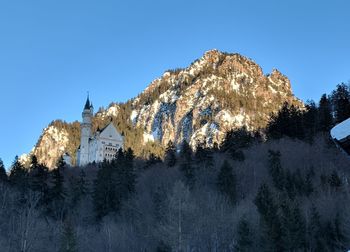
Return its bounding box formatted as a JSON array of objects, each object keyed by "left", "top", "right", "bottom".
[
  {"left": 195, "top": 142, "right": 214, "bottom": 168},
  {"left": 267, "top": 102, "right": 305, "bottom": 140},
  {"left": 144, "top": 153, "right": 162, "bottom": 169},
  {"left": 235, "top": 217, "right": 253, "bottom": 251},
  {"left": 77, "top": 169, "right": 88, "bottom": 196},
  {"left": 50, "top": 157, "right": 66, "bottom": 202},
  {"left": 179, "top": 140, "right": 195, "bottom": 188},
  {"left": 293, "top": 168, "right": 306, "bottom": 196},
  {"left": 280, "top": 200, "right": 306, "bottom": 250},
  {"left": 220, "top": 127, "right": 252, "bottom": 160},
  {"left": 328, "top": 170, "right": 342, "bottom": 190},
  {"left": 70, "top": 169, "right": 88, "bottom": 207},
  {"left": 152, "top": 185, "right": 166, "bottom": 222},
  {"left": 121, "top": 148, "right": 136, "bottom": 199},
  {"left": 332, "top": 83, "right": 350, "bottom": 123},
  {"left": 304, "top": 171, "right": 314, "bottom": 197},
  {"left": 308, "top": 205, "right": 324, "bottom": 251},
  {"left": 0, "top": 158, "right": 7, "bottom": 183},
  {"left": 194, "top": 143, "right": 206, "bottom": 163},
  {"left": 164, "top": 140, "right": 177, "bottom": 167},
  {"left": 267, "top": 150, "right": 284, "bottom": 191},
  {"left": 303, "top": 100, "right": 318, "bottom": 141},
  {"left": 60, "top": 220, "right": 78, "bottom": 252},
  {"left": 330, "top": 213, "right": 347, "bottom": 250},
  {"left": 93, "top": 160, "right": 118, "bottom": 219},
  {"left": 217, "top": 160, "right": 236, "bottom": 205},
  {"left": 29, "top": 154, "right": 39, "bottom": 171},
  {"left": 29, "top": 155, "right": 48, "bottom": 192},
  {"left": 254, "top": 183, "right": 284, "bottom": 251},
  {"left": 284, "top": 169, "right": 296, "bottom": 200},
  {"left": 318, "top": 94, "right": 333, "bottom": 131},
  {"left": 9, "top": 156, "right": 27, "bottom": 189},
  {"left": 31, "top": 161, "right": 50, "bottom": 210}
]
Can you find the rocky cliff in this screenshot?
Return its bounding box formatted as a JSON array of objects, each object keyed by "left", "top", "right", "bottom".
[{"left": 23, "top": 49, "right": 302, "bottom": 168}]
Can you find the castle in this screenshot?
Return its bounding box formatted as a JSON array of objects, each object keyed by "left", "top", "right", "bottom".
[{"left": 76, "top": 96, "right": 124, "bottom": 166}]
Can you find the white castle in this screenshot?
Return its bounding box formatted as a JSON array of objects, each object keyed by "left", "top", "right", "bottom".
[{"left": 76, "top": 96, "right": 124, "bottom": 166}]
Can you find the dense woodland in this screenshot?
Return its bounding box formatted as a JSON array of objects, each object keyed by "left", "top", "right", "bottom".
[{"left": 1, "top": 83, "right": 350, "bottom": 251}]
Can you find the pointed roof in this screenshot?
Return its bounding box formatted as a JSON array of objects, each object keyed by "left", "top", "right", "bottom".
[
  {"left": 84, "top": 95, "right": 91, "bottom": 110},
  {"left": 98, "top": 122, "right": 112, "bottom": 133}
]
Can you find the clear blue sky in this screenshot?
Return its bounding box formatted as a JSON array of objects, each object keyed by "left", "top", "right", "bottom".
[{"left": 0, "top": 0, "right": 349, "bottom": 168}]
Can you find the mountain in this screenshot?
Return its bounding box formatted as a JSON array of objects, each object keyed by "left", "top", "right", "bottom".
[{"left": 22, "top": 49, "right": 303, "bottom": 168}]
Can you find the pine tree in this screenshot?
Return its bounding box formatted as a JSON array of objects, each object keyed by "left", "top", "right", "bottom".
[
  {"left": 284, "top": 169, "right": 296, "bottom": 200},
  {"left": 152, "top": 185, "right": 166, "bottom": 222},
  {"left": 122, "top": 148, "right": 136, "bottom": 199},
  {"left": 93, "top": 160, "right": 118, "bottom": 219},
  {"left": 29, "top": 155, "right": 49, "bottom": 192},
  {"left": 165, "top": 140, "right": 177, "bottom": 167},
  {"left": 77, "top": 169, "right": 88, "bottom": 196},
  {"left": 331, "top": 213, "right": 347, "bottom": 250},
  {"left": 220, "top": 127, "right": 253, "bottom": 158},
  {"left": 303, "top": 100, "right": 318, "bottom": 141},
  {"left": 267, "top": 102, "right": 305, "bottom": 140},
  {"left": 179, "top": 141, "right": 195, "bottom": 189},
  {"left": 268, "top": 150, "right": 284, "bottom": 191},
  {"left": 195, "top": 142, "right": 214, "bottom": 168},
  {"left": 9, "top": 156, "right": 27, "bottom": 189},
  {"left": 318, "top": 94, "right": 333, "bottom": 131},
  {"left": 29, "top": 155, "right": 39, "bottom": 171},
  {"left": 332, "top": 83, "right": 350, "bottom": 123},
  {"left": 304, "top": 171, "right": 314, "bottom": 197},
  {"left": 30, "top": 161, "right": 50, "bottom": 210},
  {"left": 328, "top": 170, "right": 342, "bottom": 190},
  {"left": 70, "top": 169, "right": 88, "bottom": 207},
  {"left": 293, "top": 168, "right": 306, "bottom": 196},
  {"left": 144, "top": 153, "right": 162, "bottom": 169},
  {"left": 254, "top": 183, "right": 284, "bottom": 251},
  {"left": 280, "top": 200, "right": 306, "bottom": 250},
  {"left": 60, "top": 220, "right": 78, "bottom": 252},
  {"left": 51, "top": 157, "right": 66, "bottom": 202},
  {"left": 217, "top": 160, "right": 236, "bottom": 205},
  {"left": 235, "top": 217, "right": 253, "bottom": 251},
  {"left": 307, "top": 205, "right": 324, "bottom": 251},
  {"left": 0, "top": 158, "right": 7, "bottom": 183}
]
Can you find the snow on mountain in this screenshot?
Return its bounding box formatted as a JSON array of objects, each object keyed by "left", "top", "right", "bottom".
[
  {"left": 130, "top": 49, "right": 302, "bottom": 148},
  {"left": 27, "top": 49, "right": 303, "bottom": 168},
  {"left": 30, "top": 124, "right": 71, "bottom": 168}
]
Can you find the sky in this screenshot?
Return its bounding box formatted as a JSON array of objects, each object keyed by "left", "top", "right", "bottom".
[{"left": 0, "top": 0, "right": 349, "bottom": 168}]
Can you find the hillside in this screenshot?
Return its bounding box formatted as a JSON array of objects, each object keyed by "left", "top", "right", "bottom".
[{"left": 24, "top": 49, "right": 303, "bottom": 168}]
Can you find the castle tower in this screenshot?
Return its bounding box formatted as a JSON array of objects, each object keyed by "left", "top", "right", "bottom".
[{"left": 79, "top": 95, "right": 93, "bottom": 166}]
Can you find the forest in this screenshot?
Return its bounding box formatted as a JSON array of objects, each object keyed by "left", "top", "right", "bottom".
[{"left": 1, "top": 82, "right": 350, "bottom": 251}]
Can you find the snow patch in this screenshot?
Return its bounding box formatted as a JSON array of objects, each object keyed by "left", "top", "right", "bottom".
[
  {"left": 331, "top": 118, "right": 350, "bottom": 140},
  {"left": 106, "top": 105, "right": 119, "bottom": 117},
  {"left": 268, "top": 85, "right": 278, "bottom": 94},
  {"left": 159, "top": 89, "right": 179, "bottom": 103},
  {"left": 143, "top": 132, "right": 155, "bottom": 143},
  {"left": 231, "top": 78, "right": 240, "bottom": 91},
  {"left": 130, "top": 110, "right": 138, "bottom": 124},
  {"left": 216, "top": 110, "right": 246, "bottom": 127}
]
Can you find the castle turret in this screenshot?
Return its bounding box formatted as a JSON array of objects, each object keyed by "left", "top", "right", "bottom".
[{"left": 78, "top": 95, "right": 93, "bottom": 166}]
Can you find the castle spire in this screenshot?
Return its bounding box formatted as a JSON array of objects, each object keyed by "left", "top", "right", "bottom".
[{"left": 84, "top": 94, "right": 90, "bottom": 110}]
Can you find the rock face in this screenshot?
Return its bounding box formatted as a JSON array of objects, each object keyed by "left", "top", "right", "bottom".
[
  {"left": 131, "top": 49, "right": 302, "bottom": 148},
  {"left": 26, "top": 49, "right": 302, "bottom": 168}
]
